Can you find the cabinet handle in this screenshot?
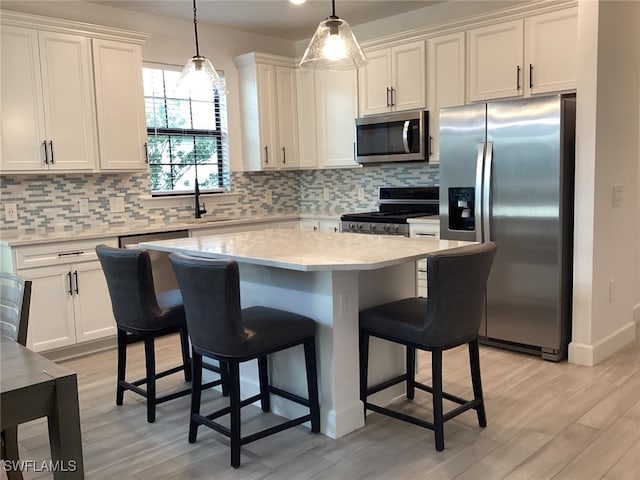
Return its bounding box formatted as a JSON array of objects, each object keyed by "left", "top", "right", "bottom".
[
  {"left": 516, "top": 65, "right": 521, "bottom": 90},
  {"left": 333, "top": 227, "right": 339, "bottom": 232},
  {"left": 42, "top": 140, "right": 49, "bottom": 165},
  {"left": 428, "top": 135, "right": 433, "bottom": 157},
  {"left": 49, "top": 140, "right": 55, "bottom": 164},
  {"left": 281, "top": 146, "right": 286, "bottom": 165},
  {"left": 264, "top": 146, "right": 269, "bottom": 164},
  {"left": 58, "top": 251, "right": 84, "bottom": 257},
  {"left": 313, "top": 226, "right": 318, "bottom": 231},
  {"left": 529, "top": 64, "right": 533, "bottom": 89},
  {"left": 67, "top": 271, "right": 73, "bottom": 296},
  {"left": 144, "top": 142, "right": 149, "bottom": 164},
  {"left": 74, "top": 270, "right": 79, "bottom": 294},
  {"left": 390, "top": 87, "right": 396, "bottom": 106},
  {"left": 386, "top": 87, "right": 391, "bottom": 107}
]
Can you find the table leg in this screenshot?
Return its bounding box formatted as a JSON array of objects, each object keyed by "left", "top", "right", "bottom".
[{"left": 47, "top": 374, "right": 84, "bottom": 479}]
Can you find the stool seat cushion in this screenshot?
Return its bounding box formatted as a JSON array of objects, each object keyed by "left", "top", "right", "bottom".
[
  {"left": 194, "top": 306, "right": 316, "bottom": 359},
  {"left": 360, "top": 297, "right": 427, "bottom": 343}
]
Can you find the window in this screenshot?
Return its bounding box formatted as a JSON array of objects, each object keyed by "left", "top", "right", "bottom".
[{"left": 143, "top": 65, "right": 228, "bottom": 195}]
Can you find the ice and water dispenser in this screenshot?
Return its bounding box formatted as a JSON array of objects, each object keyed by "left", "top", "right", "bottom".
[{"left": 448, "top": 187, "right": 475, "bottom": 231}]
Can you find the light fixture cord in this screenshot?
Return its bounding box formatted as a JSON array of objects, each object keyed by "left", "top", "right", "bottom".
[
  {"left": 330, "top": 0, "right": 337, "bottom": 19},
  {"left": 192, "top": 0, "right": 201, "bottom": 57}
]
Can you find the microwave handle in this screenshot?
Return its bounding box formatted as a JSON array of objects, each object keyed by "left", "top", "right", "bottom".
[{"left": 402, "top": 120, "right": 411, "bottom": 153}]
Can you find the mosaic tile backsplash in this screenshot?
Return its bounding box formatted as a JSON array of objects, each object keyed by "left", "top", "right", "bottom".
[{"left": 0, "top": 163, "right": 438, "bottom": 238}]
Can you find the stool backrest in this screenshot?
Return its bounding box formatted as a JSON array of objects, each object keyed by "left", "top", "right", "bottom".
[
  {"left": 168, "top": 253, "right": 247, "bottom": 356},
  {"left": 0, "top": 272, "right": 32, "bottom": 345},
  {"left": 423, "top": 242, "right": 497, "bottom": 348},
  {"left": 96, "top": 244, "right": 163, "bottom": 331}
]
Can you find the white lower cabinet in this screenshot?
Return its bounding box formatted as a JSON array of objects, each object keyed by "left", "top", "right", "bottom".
[
  {"left": 299, "top": 218, "right": 341, "bottom": 233},
  {"left": 11, "top": 239, "right": 117, "bottom": 352},
  {"left": 409, "top": 221, "right": 440, "bottom": 297}
]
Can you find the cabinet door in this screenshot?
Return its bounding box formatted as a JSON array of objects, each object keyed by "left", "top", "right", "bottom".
[
  {"left": 257, "top": 64, "right": 278, "bottom": 170},
  {"left": 427, "top": 32, "right": 465, "bottom": 162},
  {"left": 299, "top": 220, "right": 320, "bottom": 232},
  {"left": 39, "top": 31, "right": 97, "bottom": 171},
  {"left": 357, "top": 48, "right": 391, "bottom": 116},
  {"left": 0, "top": 26, "right": 46, "bottom": 171},
  {"left": 316, "top": 69, "right": 358, "bottom": 168},
  {"left": 391, "top": 41, "right": 426, "bottom": 112},
  {"left": 20, "top": 265, "right": 76, "bottom": 352},
  {"left": 525, "top": 8, "right": 578, "bottom": 95},
  {"left": 468, "top": 20, "right": 524, "bottom": 101},
  {"left": 275, "top": 66, "right": 299, "bottom": 168},
  {"left": 319, "top": 219, "right": 341, "bottom": 233},
  {"left": 72, "top": 261, "right": 116, "bottom": 342},
  {"left": 296, "top": 68, "right": 317, "bottom": 168},
  {"left": 93, "top": 39, "right": 148, "bottom": 170}
]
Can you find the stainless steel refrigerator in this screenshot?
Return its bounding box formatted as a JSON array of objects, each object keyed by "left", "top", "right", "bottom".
[{"left": 439, "top": 94, "right": 575, "bottom": 361}]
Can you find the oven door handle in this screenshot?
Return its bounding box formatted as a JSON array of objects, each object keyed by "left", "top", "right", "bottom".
[{"left": 402, "top": 120, "right": 411, "bottom": 153}]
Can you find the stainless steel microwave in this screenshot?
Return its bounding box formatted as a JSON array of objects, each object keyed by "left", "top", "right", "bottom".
[{"left": 355, "top": 110, "right": 428, "bottom": 164}]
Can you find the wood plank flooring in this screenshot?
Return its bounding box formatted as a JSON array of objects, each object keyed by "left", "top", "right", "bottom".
[{"left": 6, "top": 325, "right": 640, "bottom": 479}]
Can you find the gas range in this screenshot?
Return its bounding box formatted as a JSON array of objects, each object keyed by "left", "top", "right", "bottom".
[{"left": 341, "top": 187, "right": 439, "bottom": 236}]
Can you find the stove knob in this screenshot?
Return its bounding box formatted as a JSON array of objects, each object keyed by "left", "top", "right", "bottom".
[
  {"left": 382, "top": 224, "right": 388, "bottom": 232},
  {"left": 370, "top": 224, "right": 377, "bottom": 232},
  {"left": 357, "top": 224, "right": 363, "bottom": 230},
  {"left": 349, "top": 223, "right": 355, "bottom": 230}
]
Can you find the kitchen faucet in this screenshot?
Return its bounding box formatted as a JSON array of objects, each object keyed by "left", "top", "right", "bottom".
[{"left": 194, "top": 178, "right": 207, "bottom": 219}]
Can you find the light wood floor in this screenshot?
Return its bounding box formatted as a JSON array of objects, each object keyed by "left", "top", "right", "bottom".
[{"left": 7, "top": 326, "right": 640, "bottom": 480}]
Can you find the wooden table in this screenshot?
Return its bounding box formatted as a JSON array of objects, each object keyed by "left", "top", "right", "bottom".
[{"left": 1, "top": 336, "right": 84, "bottom": 479}]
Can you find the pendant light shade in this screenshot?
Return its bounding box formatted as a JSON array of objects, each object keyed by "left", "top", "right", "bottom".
[
  {"left": 299, "top": 0, "right": 367, "bottom": 70},
  {"left": 175, "top": 0, "right": 224, "bottom": 98}
]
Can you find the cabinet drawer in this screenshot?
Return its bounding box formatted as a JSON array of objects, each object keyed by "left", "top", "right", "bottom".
[{"left": 15, "top": 238, "right": 118, "bottom": 269}]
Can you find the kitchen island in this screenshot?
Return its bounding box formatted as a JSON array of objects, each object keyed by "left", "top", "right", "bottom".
[{"left": 140, "top": 229, "right": 473, "bottom": 438}]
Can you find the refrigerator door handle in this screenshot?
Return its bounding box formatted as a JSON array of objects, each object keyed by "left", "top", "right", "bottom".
[
  {"left": 482, "top": 141, "right": 494, "bottom": 241},
  {"left": 402, "top": 120, "right": 411, "bottom": 153},
  {"left": 475, "top": 142, "right": 485, "bottom": 243}
]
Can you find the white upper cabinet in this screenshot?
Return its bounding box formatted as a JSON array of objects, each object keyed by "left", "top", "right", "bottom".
[
  {"left": 468, "top": 8, "right": 577, "bottom": 102},
  {"left": 358, "top": 40, "right": 426, "bottom": 115},
  {"left": 315, "top": 69, "right": 359, "bottom": 168},
  {"left": 426, "top": 32, "right": 466, "bottom": 162},
  {"left": 524, "top": 8, "right": 578, "bottom": 95},
  {"left": 1, "top": 26, "right": 98, "bottom": 172},
  {"left": 296, "top": 68, "right": 318, "bottom": 168},
  {"left": 93, "top": 39, "right": 148, "bottom": 171},
  {"left": 234, "top": 52, "right": 299, "bottom": 171},
  {"left": 468, "top": 20, "right": 524, "bottom": 102}
]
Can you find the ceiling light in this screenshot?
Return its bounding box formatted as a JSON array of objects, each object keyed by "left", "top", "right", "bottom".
[
  {"left": 290, "top": 0, "right": 306, "bottom": 4},
  {"left": 176, "top": 0, "right": 225, "bottom": 97},
  {"left": 299, "top": 0, "right": 368, "bottom": 70}
]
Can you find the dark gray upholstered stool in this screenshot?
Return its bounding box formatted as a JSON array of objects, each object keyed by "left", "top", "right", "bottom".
[
  {"left": 0, "top": 272, "right": 32, "bottom": 480},
  {"left": 169, "top": 253, "right": 321, "bottom": 468},
  {"left": 96, "top": 245, "right": 224, "bottom": 423},
  {"left": 359, "top": 242, "right": 497, "bottom": 451}
]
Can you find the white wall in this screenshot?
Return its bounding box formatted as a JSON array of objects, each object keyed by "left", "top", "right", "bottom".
[
  {"left": 1, "top": 0, "right": 296, "bottom": 172},
  {"left": 569, "top": 0, "right": 640, "bottom": 365}
]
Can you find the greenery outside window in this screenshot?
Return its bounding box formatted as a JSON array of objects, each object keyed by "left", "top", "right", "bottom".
[{"left": 143, "top": 65, "right": 228, "bottom": 195}]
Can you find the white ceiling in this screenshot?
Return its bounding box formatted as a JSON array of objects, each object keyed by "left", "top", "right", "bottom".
[{"left": 90, "top": 0, "right": 440, "bottom": 41}]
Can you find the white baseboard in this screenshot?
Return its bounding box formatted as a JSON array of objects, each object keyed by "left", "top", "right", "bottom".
[{"left": 568, "top": 320, "right": 637, "bottom": 366}]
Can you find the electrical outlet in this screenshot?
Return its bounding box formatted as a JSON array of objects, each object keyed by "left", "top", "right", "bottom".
[
  {"left": 357, "top": 187, "right": 365, "bottom": 201},
  {"left": 109, "top": 196, "right": 125, "bottom": 213},
  {"left": 4, "top": 203, "right": 17, "bottom": 222},
  {"left": 323, "top": 187, "right": 330, "bottom": 201},
  {"left": 265, "top": 190, "right": 273, "bottom": 205},
  {"left": 609, "top": 279, "right": 615, "bottom": 302},
  {"left": 612, "top": 184, "right": 623, "bottom": 207},
  {"left": 77, "top": 198, "right": 89, "bottom": 214}
]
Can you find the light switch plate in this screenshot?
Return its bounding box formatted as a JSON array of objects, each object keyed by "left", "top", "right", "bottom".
[
  {"left": 4, "top": 203, "right": 17, "bottom": 222},
  {"left": 109, "top": 196, "right": 125, "bottom": 213},
  {"left": 357, "top": 188, "right": 365, "bottom": 201},
  {"left": 78, "top": 198, "right": 89, "bottom": 214},
  {"left": 612, "top": 184, "right": 622, "bottom": 207},
  {"left": 323, "top": 187, "right": 330, "bottom": 201}
]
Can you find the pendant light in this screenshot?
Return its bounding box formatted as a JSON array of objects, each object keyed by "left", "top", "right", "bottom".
[
  {"left": 176, "top": 0, "right": 225, "bottom": 97},
  {"left": 299, "top": 0, "right": 368, "bottom": 70}
]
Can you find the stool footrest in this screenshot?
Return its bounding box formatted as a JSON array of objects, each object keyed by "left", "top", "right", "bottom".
[{"left": 129, "top": 364, "right": 186, "bottom": 387}]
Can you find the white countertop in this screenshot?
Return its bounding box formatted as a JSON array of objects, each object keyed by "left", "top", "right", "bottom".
[{"left": 140, "top": 228, "right": 473, "bottom": 272}]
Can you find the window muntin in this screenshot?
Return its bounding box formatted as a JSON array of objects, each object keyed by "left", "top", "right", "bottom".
[{"left": 143, "top": 66, "right": 227, "bottom": 194}]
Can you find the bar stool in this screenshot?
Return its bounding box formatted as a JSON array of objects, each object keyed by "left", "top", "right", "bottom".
[
  {"left": 359, "top": 242, "right": 497, "bottom": 451},
  {"left": 96, "top": 245, "right": 224, "bottom": 423},
  {"left": 168, "top": 253, "right": 321, "bottom": 468}
]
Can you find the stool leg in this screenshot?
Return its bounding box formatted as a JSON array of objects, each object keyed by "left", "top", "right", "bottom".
[
  {"left": 258, "top": 355, "right": 270, "bottom": 412},
  {"left": 219, "top": 360, "right": 229, "bottom": 397},
  {"left": 359, "top": 331, "right": 370, "bottom": 405},
  {"left": 189, "top": 352, "right": 203, "bottom": 443},
  {"left": 144, "top": 336, "right": 157, "bottom": 423},
  {"left": 303, "top": 337, "right": 321, "bottom": 433},
  {"left": 2, "top": 427, "right": 24, "bottom": 480},
  {"left": 228, "top": 360, "right": 242, "bottom": 468},
  {"left": 469, "top": 338, "right": 487, "bottom": 427},
  {"left": 116, "top": 329, "right": 127, "bottom": 406},
  {"left": 406, "top": 345, "right": 416, "bottom": 400},
  {"left": 432, "top": 349, "right": 444, "bottom": 451},
  {"left": 179, "top": 327, "right": 192, "bottom": 382}
]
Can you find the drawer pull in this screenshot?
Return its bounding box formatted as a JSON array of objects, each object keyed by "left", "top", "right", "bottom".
[{"left": 58, "top": 251, "right": 84, "bottom": 257}]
